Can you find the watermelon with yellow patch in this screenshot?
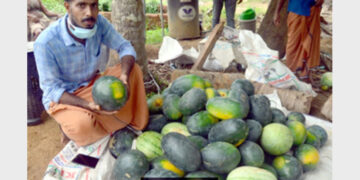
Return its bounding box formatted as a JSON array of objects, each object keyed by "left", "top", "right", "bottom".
[
  {"left": 286, "top": 120, "right": 307, "bottom": 146},
  {"left": 161, "top": 122, "right": 191, "bottom": 136},
  {"left": 295, "top": 144, "right": 320, "bottom": 171},
  {"left": 205, "top": 88, "right": 220, "bottom": 100},
  {"left": 151, "top": 156, "right": 185, "bottom": 177},
  {"left": 169, "top": 74, "right": 206, "bottom": 96},
  {"left": 186, "top": 111, "right": 219, "bottom": 137},
  {"left": 92, "top": 76, "right": 128, "bottom": 111},
  {"left": 206, "top": 97, "right": 249, "bottom": 120},
  {"left": 147, "top": 94, "right": 164, "bottom": 114},
  {"left": 272, "top": 155, "right": 303, "bottom": 180},
  {"left": 204, "top": 79, "right": 213, "bottom": 88},
  {"left": 162, "top": 94, "right": 183, "bottom": 121}
]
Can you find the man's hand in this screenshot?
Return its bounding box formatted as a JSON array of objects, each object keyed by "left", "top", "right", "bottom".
[
  {"left": 119, "top": 73, "right": 130, "bottom": 99},
  {"left": 88, "top": 102, "right": 117, "bottom": 115},
  {"left": 237, "top": 0, "right": 243, "bottom": 4}
]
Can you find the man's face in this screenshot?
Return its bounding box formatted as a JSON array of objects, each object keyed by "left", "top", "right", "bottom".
[{"left": 65, "top": 0, "right": 99, "bottom": 29}]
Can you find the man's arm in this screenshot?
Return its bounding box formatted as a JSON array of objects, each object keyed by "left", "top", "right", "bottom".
[
  {"left": 273, "top": 0, "right": 287, "bottom": 26},
  {"left": 119, "top": 55, "right": 135, "bottom": 96}
]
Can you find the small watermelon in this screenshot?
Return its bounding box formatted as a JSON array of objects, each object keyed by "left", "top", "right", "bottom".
[
  {"left": 147, "top": 94, "right": 164, "bottom": 114},
  {"left": 286, "top": 120, "right": 307, "bottom": 146},
  {"left": 272, "top": 155, "right": 303, "bottom": 180},
  {"left": 287, "top": 112, "right": 306, "bottom": 124},
  {"left": 295, "top": 144, "right": 320, "bottom": 171}
]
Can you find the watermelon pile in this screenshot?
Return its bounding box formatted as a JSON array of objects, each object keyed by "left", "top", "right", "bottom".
[{"left": 110, "top": 74, "right": 329, "bottom": 180}]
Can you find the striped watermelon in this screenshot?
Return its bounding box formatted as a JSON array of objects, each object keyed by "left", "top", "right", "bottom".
[{"left": 136, "top": 131, "right": 164, "bottom": 161}]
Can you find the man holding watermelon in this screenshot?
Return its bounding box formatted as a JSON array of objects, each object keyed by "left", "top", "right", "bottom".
[{"left": 33, "top": 0, "right": 149, "bottom": 146}]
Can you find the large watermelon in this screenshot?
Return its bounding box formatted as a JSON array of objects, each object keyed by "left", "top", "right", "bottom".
[
  {"left": 161, "top": 132, "right": 202, "bottom": 172},
  {"left": 227, "top": 166, "right": 277, "bottom": 180},
  {"left": 208, "top": 118, "right": 249, "bottom": 146},
  {"left": 169, "top": 74, "right": 206, "bottom": 96},
  {"left": 230, "top": 78, "right": 255, "bottom": 96},
  {"left": 162, "top": 94, "right": 183, "bottom": 121},
  {"left": 295, "top": 144, "right": 320, "bottom": 172},
  {"left": 201, "top": 141, "right": 241, "bottom": 174},
  {"left": 206, "top": 97, "right": 249, "bottom": 120},
  {"left": 272, "top": 155, "right": 303, "bottom": 180},
  {"left": 260, "top": 123, "right": 293, "bottom": 156},
  {"left": 135, "top": 131, "right": 163, "bottom": 161},
  {"left": 92, "top": 76, "right": 128, "bottom": 111},
  {"left": 186, "top": 111, "right": 219, "bottom": 137},
  {"left": 109, "top": 128, "right": 137, "bottom": 158},
  {"left": 238, "top": 141, "right": 265, "bottom": 167},
  {"left": 111, "top": 150, "right": 149, "bottom": 180},
  {"left": 178, "top": 88, "right": 207, "bottom": 116},
  {"left": 248, "top": 95, "right": 273, "bottom": 126}
]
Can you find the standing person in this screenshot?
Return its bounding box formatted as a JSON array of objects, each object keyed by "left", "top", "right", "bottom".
[
  {"left": 212, "top": 0, "right": 243, "bottom": 28},
  {"left": 273, "top": 0, "right": 324, "bottom": 81},
  {"left": 27, "top": 0, "right": 62, "bottom": 41},
  {"left": 33, "top": 0, "right": 149, "bottom": 147}
]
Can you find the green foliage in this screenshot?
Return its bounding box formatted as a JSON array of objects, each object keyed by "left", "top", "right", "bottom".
[
  {"left": 145, "top": 0, "right": 160, "bottom": 13},
  {"left": 99, "top": 0, "right": 112, "bottom": 12},
  {"left": 42, "top": 0, "right": 66, "bottom": 14},
  {"left": 146, "top": 28, "right": 169, "bottom": 44}
]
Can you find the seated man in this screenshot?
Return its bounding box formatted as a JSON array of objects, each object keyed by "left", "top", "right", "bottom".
[{"left": 34, "top": 0, "right": 149, "bottom": 147}]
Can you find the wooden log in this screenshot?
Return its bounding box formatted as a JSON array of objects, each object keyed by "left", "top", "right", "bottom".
[
  {"left": 171, "top": 69, "right": 313, "bottom": 114},
  {"left": 191, "top": 21, "right": 225, "bottom": 70}
]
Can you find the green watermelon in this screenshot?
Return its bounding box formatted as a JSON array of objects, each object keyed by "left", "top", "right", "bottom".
[
  {"left": 169, "top": 74, "right": 206, "bottom": 96},
  {"left": 228, "top": 88, "right": 249, "bottom": 104},
  {"left": 305, "top": 129, "right": 321, "bottom": 149},
  {"left": 246, "top": 119, "right": 263, "bottom": 142},
  {"left": 287, "top": 112, "right": 306, "bottom": 124},
  {"left": 320, "top": 72, "right": 332, "bottom": 90},
  {"left": 162, "top": 94, "right": 183, "bottom": 121},
  {"left": 161, "top": 122, "right": 191, "bottom": 136},
  {"left": 206, "top": 97, "right": 249, "bottom": 120},
  {"left": 204, "top": 79, "right": 213, "bottom": 88},
  {"left": 186, "top": 111, "right": 219, "bottom": 137},
  {"left": 161, "top": 132, "right": 202, "bottom": 172},
  {"left": 161, "top": 87, "right": 171, "bottom": 97},
  {"left": 272, "top": 155, "right": 303, "bottom": 180},
  {"left": 260, "top": 123, "right": 293, "bottom": 156},
  {"left": 178, "top": 88, "right": 207, "bottom": 116},
  {"left": 205, "top": 87, "right": 220, "bottom": 100},
  {"left": 295, "top": 144, "right": 320, "bottom": 171},
  {"left": 238, "top": 141, "right": 265, "bottom": 167},
  {"left": 111, "top": 150, "right": 149, "bottom": 180},
  {"left": 307, "top": 125, "right": 328, "bottom": 147},
  {"left": 147, "top": 94, "right": 164, "bottom": 114},
  {"left": 227, "top": 166, "right": 277, "bottom": 180},
  {"left": 181, "top": 115, "right": 190, "bottom": 124},
  {"left": 286, "top": 120, "right": 307, "bottom": 146},
  {"left": 145, "top": 114, "right": 168, "bottom": 132},
  {"left": 271, "top": 108, "right": 286, "bottom": 124},
  {"left": 249, "top": 95, "right": 273, "bottom": 126},
  {"left": 201, "top": 142, "right": 241, "bottom": 174},
  {"left": 109, "top": 128, "right": 137, "bottom": 158},
  {"left": 230, "top": 78, "right": 255, "bottom": 96},
  {"left": 208, "top": 118, "right": 249, "bottom": 147},
  {"left": 92, "top": 76, "right": 128, "bottom": 111},
  {"left": 187, "top": 135, "right": 209, "bottom": 150},
  {"left": 151, "top": 156, "right": 185, "bottom": 177},
  {"left": 135, "top": 131, "right": 163, "bottom": 161},
  {"left": 143, "top": 168, "right": 180, "bottom": 178}
]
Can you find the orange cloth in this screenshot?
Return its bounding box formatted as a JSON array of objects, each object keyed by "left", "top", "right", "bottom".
[
  {"left": 285, "top": 6, "right": 321, "bottom": 77},
  {"left": 47, "top": 63, "right": 149, "bottom": 146}
]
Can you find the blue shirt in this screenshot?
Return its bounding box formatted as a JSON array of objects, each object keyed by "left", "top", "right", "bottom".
[
  {"left": 288, "top": 0, "right": 316, "bottom": 16},
  {"left": 34, "top": 13, "right": 137, "bottom": 110}
]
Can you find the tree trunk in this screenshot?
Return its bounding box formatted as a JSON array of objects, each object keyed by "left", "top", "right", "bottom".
[
  {"left": 258, "top": 0, "right": 289, "bottom": 59},
  {"left": 109, "top": 0, "right": 149, "bottom": 79}
]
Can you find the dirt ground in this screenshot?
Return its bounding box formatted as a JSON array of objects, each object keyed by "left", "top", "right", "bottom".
[{"left": 27, "top": 3, "right": 333, "bottom": 180}]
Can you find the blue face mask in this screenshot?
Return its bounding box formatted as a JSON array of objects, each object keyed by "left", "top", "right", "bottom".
[{"left": 67, "top": 17, "right": 97, "bottom": 39}]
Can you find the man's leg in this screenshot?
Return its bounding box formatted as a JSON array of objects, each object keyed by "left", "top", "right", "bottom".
[
  {"left": 225, "top": 0, "right": 237, "bottom": 28},
  {"left": 212, "top": 0, "right": 224, "bottom": 28},
  {"left": 47, "top": 103, "right": 108, "bottom": 147}
]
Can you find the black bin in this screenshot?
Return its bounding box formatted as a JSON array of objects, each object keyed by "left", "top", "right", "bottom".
[{"left": 27, "top": 50, "right": 44, "bottom": 126}]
